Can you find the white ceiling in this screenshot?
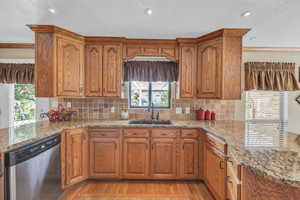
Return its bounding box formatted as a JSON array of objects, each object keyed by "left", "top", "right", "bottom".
[{"left": 1, "top": 0, "right": 300, "bottom": 46}]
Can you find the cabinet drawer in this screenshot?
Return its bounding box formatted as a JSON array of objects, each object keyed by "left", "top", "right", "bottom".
[
  {"left": 123, "top": 129, "right": 150, "bottom": 137},
  {"left": 181, "top": 129, "right": 199, "bottom": 138},
  {"left": 152, "top": 129, "right": 179, "bottom": 138},
  {"left": 89, "top": 128, "right": 120, "bottom": 138},
  {"left": 206, "top": 133, "right": 226, "bottom": 154}
]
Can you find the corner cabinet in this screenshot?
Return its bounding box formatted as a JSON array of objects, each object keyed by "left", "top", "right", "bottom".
[
  {"left": 61, "top": 128, "right": 88, "bottom": 188},
  {"left": 179, "top": 45, "right": 197, "bottom": 98},
  {"left": 197, "top": 39, "right": 222, "bottom": 99},
  {"left": 57, "top": 36, "right": 85, "bottom": 97}
]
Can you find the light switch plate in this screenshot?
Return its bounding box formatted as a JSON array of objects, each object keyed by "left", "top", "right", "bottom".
[
  {"left": 176, "top": 107, "right": 182, "bottom": 114},
  {"left": 66, "top": 102, "right": 72, "bottom": 108},
  {"left": 185, "top": 107, "right": 190, "bottom": 114}
]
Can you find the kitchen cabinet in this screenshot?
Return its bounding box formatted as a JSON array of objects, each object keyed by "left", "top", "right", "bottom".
[
  {"left": 197, "top": 38, "right": 222, "bottom": 99},
  {"left": 89, "top": 138, "right": 120, "bottom": 178},
  {"left": 89, "top": 128, "right": 121, "bottom": 178},
  {"left": 123, "top": 137, "right": 150, "bottom": 179},
  {"left": 102, "top": 44, "right": 122, "bottom": 97},
  {"left": 179, "top": 45, "right": 197, "bottom": 98},
  {"left": 61, "top": 128, "right": 88, "bottom": 188},
  {"left": 150, "top": 138, "right": 177, "bottom": 179},
  {"left": 204, "top": 133, "right": 227, "bottom": 200},
  {"left": 57, "top": 36, "right": 85, "bottom": 96},
  {"left": 180, "top": 138, "right": 199, "bottom": 179},
  {"left": 85, "top": 45, "right": 103, "bottom": 97}
]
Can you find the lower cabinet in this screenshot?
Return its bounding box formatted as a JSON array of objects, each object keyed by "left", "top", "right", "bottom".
[
  {"left": 205, "top": 143, "right": 226, "bottom": 200},
  {"left": 89, "top": 138, "right": 120, "bottom": 178},
  {"left": 123, "top": 137, "right": 150, "bottom": 179},
  {"left": 180, "top": 138, "right": 199, "bottom": 179},
  {"left": 151, "top": 138, "right": 177, "bottom": 179},
  {"left": 61, "top": 128, "right": 88, "bottom": 188}
]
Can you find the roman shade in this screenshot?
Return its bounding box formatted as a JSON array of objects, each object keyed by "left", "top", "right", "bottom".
[
  {"left": 124, "top": 61, "right": 179, "bottom": 82},
  {"left": 0, "top": 63, "right": 34, "bottom": 84},
  {"left": 245, "top": 62, "right": 299, "bottom": 91}
]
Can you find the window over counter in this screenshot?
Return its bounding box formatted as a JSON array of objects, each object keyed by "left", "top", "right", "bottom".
[{"left": 129, "top": 81, "right": 171, "bottom": 109}]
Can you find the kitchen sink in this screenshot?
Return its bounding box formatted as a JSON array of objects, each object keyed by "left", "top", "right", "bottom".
[{"left": 129, "top": 120, "right": 172, "bottom": 125}]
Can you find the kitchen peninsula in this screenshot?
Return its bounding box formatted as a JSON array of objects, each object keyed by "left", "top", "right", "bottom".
[{"left": 0, "top": 120, "right": 299, "bottom": 200}]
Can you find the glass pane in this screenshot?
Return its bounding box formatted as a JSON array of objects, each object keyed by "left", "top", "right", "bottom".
[
  {"left": 130, "top": 81, "right": 150, "bottom": 107},
  {"left": 151, "top": 82, "right": 169, "bottom": 107},
  {"left": 14, "top": 84, "right": 36, "bottom": 126}
]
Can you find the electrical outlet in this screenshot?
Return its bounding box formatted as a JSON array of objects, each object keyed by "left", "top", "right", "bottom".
[
  {"left": 176, "top": 107, "right": 182, "bottom": 114},
  {"left": 185, "top": 107, "right": 190, "bottom": 114},
  {"left": 111, "top": 107, "right": 115, "bottom": 113},
  {"left": 66, "top": 102, "right": 72, "bottom": 108}
]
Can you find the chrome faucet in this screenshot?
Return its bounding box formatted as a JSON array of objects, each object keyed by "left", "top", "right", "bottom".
[{"left": 147, "top": 103, "right": 159, "bottom": 121}]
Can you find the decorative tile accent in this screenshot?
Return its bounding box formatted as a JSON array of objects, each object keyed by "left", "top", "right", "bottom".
[{"left": 53, "top": 98, "right": 238, "bottom": 121}]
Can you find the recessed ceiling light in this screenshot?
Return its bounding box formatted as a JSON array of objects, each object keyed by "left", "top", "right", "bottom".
[
  {"left": 145, "top": 8, "right": 153, "bottom": 16},
  {"left": 48, "top": 8, "right": 56, "bottom": 14},
  {"left": 241, "top": 11, "right": 251, "bottom": 17}
]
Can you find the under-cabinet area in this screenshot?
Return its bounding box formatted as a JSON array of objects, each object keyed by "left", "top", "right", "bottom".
[{"left": 61, "top": 127, "right": 202, "bottom": 188}]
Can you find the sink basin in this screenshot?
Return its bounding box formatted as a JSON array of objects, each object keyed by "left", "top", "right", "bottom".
[{"left": 129, "top": 120, "right": 172, "bottom": 125}]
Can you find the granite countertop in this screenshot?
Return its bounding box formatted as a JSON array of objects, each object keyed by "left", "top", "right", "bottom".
[{"left": 0, "top": 120, "right": 299, "bottom": 187}]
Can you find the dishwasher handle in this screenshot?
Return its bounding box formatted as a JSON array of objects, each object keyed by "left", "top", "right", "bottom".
[{"left": 5, "top": 133, "right": 60, "bottom": 167}]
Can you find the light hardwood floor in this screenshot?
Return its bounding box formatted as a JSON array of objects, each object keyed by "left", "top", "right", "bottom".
[{"left": 59, "top": 180, "right": 214, "bottom": 200}]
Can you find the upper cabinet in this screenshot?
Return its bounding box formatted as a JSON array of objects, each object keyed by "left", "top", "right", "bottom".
[
  {"left": 102, "top": 44, "right": 122, "bottom": 97},
  {"left": 57, "top": 36, "right": 85, "bottom": 96},
  {"left": 85, "top": 45, "right": 103, "bottom": 97},
  {"left": 28, "top": 25, "right": 249, "bottom": 99},
  {"left": 196, "top": 29, "right": 249, "bottom": 99},
  {"left": 178, "top": 40, "right": 197, "bottom": 98}
]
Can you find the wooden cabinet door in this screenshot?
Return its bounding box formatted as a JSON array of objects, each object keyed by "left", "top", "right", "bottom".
[
  {"left": 150, "top": 138, "right": 177, "bottom": 179},
  {"left": 57, "top": 37, "right": 84, "bottom": 97},
  {"left": 180, "top": 46, "right": 196, "bottom": 98},
  {"left": 85, "top": 45, "right": 103, "bottom": 97},
  {"left": 89, "top": 138, "right": 120, "bottom": 178},
  {"left": 123, "top": 138, "right": 150, "bottom": 179},
  {"left": 180, "top": 138, "right": 199, "bottom": 178},
  {"left": 197, "top": 39, "right": 222, "bottom": 99},
  {"left": 103, "top": 44, "right": 121, "bottom": 97},
  {"left": 61, "top": 128, "right": 88, "bottom": 188},
  {"left": 205, "top": 144, "right": 226, "bottom": 200}
]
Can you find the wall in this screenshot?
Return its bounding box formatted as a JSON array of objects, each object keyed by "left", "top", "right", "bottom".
[{"left": 242, "top": 51, "right": 300, "bottom": 134}]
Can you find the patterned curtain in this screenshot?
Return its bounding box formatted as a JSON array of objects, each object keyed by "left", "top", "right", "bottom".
[
  {"left": 124, "top": 61, "right": 179, "bottom": 82},
  {"left": 0, "top": 63, "right": 34, "bottom": 84},
  {"left": 245, "top": 62, "right": 299, "bottom": 91}
]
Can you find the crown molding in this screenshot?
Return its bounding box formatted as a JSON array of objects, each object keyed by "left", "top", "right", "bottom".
[{"left": 0, "top": 43, "right": 34, "bottom": 49}]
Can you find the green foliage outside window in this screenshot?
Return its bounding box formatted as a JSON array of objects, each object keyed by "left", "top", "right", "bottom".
[{"left": 14, "top": 84, "right": 36, "bottom": 122}]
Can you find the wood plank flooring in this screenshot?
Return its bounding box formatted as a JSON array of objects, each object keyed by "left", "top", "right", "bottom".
[{"left": 59, "top": 180, "right": 214, "bottom": 200}]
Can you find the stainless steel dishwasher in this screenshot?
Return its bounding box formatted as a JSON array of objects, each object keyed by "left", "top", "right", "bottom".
[{"left": 5, "top": 133, "right": 62, "bottom": 200}]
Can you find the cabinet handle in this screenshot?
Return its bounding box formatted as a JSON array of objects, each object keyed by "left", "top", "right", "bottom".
[
  {"left": 161, "top": 133, "right": 167, "bottom": 136},
  {"left": 219, "top": 160, "right": 225, "bottom": 169},
  {"left": 182, "top": 144, "right": 185, "bottom": 149}
]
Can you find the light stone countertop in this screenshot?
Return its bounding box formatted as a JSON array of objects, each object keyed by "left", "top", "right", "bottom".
[{"left": 0, "top": 120, "right": 299, "bottom": 187}]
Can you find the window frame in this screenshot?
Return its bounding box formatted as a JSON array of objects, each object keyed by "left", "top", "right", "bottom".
[{"left": 129, "top": 81, "right": 171, "bottom": 109}]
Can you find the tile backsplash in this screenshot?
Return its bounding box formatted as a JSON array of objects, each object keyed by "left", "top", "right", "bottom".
[{"left": 53, "top": 98, "right": 238, "bottom": 121}]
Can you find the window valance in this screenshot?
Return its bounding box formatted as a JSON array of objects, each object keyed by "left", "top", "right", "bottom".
[{"left": 0, "top": 63, "right": 34, "bottom": 84}]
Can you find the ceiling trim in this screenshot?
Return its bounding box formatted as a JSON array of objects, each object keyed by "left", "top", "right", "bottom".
[
  {"left": 243, "top": 46, "right": 300, "bottom": 53},
  {"left": 0, "top": 43, "right": 34, "bottom": 49}
]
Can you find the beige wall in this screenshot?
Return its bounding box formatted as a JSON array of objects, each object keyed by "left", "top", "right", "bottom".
[
  {"left": 242, "top": 51, "right": 300, "bottom": 134},
  {"left": 0, "top": 48, "right": 34, "bottom": 59}
]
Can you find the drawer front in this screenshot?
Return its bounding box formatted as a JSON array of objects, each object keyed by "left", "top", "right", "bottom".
[
  {"left": 227, "top": 175, "right": 241, "bottom": 200},
  {"left": 151, "top": 129, "right": 179, "bottom": 138},
  {"left": 89, "top": 128, "right": 120, "bottom": 138},
  {"left": 181, "top": 129, "right": 199, "bottom": 138},
  {"left": 206, "top": 133, "right": 226, "bottom": 154},
  {"left": 123, "top": 128, "right": 150, "bottom": 137},
  {"left": 227, "top": 155, "right": 241, "bottom": 181}
]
